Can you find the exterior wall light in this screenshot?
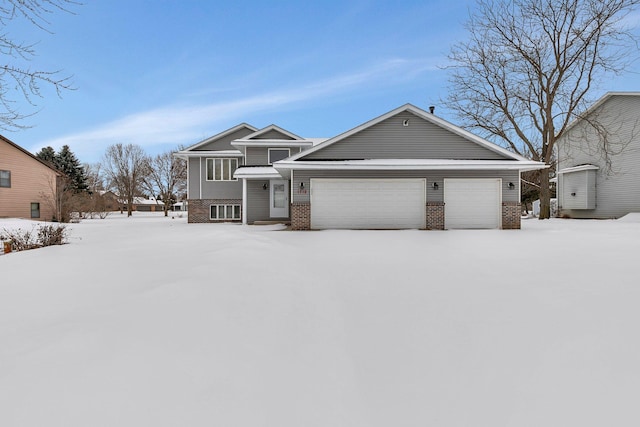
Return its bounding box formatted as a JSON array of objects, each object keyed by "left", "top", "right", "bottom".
[
  {"left": 508, "top": 182, "right": 515, "bottom": 190},
  {"left": 263, "top": 182, "right": 268, "bottom": 190},
  {"left": 300, "top": 182, "right": 305, "bottom": 189},
  {"left": 432, "top": 182, "right": 439, "bottom": 190}
]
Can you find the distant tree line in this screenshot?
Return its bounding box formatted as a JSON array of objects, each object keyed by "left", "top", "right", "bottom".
[{"left": 35, "top": 144, "right": 186, "bottom": 222}]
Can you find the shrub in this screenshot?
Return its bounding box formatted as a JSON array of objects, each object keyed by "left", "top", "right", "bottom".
[{"left": 1, "top": 224, "right": 68, "bottom": 252}]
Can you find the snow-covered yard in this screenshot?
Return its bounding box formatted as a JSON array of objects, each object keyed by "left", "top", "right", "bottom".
[{"left": 1, "top": 213, "right": 639, "bottom": 427}]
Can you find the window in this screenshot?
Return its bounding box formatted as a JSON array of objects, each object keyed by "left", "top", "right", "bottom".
[
  {"left": 0, "top": 170, "right": 10, "bottom": 188},
  {"left": 206, "top": 158, "right": 238, "bottom": 181},
  {"left": 268, "top": 148, "right": 290, "bottom": 164},
  {"left": 210, "top": 204, "right": 241, "bottom": 220},
  {"left": 31, "top": 202, "right": 40, "bottom": 218}
]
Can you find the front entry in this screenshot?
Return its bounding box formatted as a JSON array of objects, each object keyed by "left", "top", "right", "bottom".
[{"left": 270, "top": 179, "right": 289, "bottom": 218}]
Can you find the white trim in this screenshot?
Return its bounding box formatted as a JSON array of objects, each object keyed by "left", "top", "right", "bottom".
[
  {"left": 198, "top": 158, "right": 202, "bottom": 199},
  {"left": 231, "top": 140, "right": 314, "bottom": 148},
  {"left": 242, "top": 124, "right": 302, "bottom": 140},
  {"left": 268, "top": 148, "right": 291, "bottom": 164},
  {"left": 285, "top": 103, "right": 532, "bottom": 163},
  {"left": 233, "top": 166, "right": 282, "bottom": 179},
  {"left": 174, "top": 150, "right": 243, "bottom": 159},
  {"left": 557, "top": 164, "right": 600, "bottom": 174},
  {"left": 242, "top": 179, "right": 247, "bottom": 225},
  {"left": 182, "top": 123, "right": 257, "bottom": 151},
  {"left": 206, "top": 158, "right": 239, "bottom": 181},
  {"left": 275, "top": 159, "right": 547, "bottom": 172},
  {"left": 210, "top": 204, "right": 242, "bottom": 220}
]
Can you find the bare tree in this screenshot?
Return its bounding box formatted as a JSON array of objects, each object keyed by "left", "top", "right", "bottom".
[
  {"left": 102, "top": 144, "right": 148, "bottom": 217},
  {"left": 446, "top": 0, "right": 640, "bottom": 219},
  {"left": 0, "top": 0, "right": 78, "bottom": 130},
  {"left": 142, "top": 149, "right": 187, "bottom": 216}
]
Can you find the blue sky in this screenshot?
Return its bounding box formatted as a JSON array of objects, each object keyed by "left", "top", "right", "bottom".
[{"left": 6, "top": 0, "right": 640, "bottom": 163}]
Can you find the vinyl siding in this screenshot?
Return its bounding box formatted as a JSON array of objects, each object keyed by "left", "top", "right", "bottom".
[
  {"left": 188, "top": 157, "right": 243, "bottom": 199},
  {"left": 0, "top": 140, "right": 59, "bottom": 220},
  {"left": 246, "top": 147, "right": 269, "bottom": 165},
  {"left": 292, "top": 169, "right": 520, "bottom": 204},
  {"left": 557, "top": 94, "right": 640, "bottom": 218},
  {"left": 303, "top": 111, "right": 510, "bottom": 160},
  {"left": 246, "top": 180, "right": 271, "bottom": 223},
  {"left": 252, "top": 129, "right": 295, "bottom": 140},
  {"left": 194, "top": 127, "right": 255, "bottom": 151}
]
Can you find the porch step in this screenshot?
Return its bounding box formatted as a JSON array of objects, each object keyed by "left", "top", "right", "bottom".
[{"left": 253, "top": 220, "right": 291, "bottom": 225}]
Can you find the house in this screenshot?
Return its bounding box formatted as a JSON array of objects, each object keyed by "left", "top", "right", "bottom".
[
  {"left": 175, "top": 104, "right": 546, "bottom": 230},
  {"left": 556, "top": 92, "right": 640, "bottom": 219},
  {"left": 0, "top": 135, "right": 62, "bottom": 220}
]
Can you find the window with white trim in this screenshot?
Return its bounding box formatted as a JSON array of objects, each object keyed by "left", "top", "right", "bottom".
[
  {"left": 210, "top": 204, "right": 241, "bottom": 220},
  {"left": 0, "top": 170, "right": 10, "bottom": 188},
  {"left": 268, "top": 148, "right": 290, "bottom": 164},
  {"left": 206, "top": 158, "right": 238, "bottom": 181}
]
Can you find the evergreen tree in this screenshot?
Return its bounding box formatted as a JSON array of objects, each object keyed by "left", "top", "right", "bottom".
[{"left": 36, "top": 145, "right": 89, "bottom": 192}]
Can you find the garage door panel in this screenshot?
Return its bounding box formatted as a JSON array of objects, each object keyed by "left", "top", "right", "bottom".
[
  {"left": 444, "top": 179, "right": 501, "bottom": 229},
  {"left": 311, "top": 179, "right": 425, "bottom": 229}
]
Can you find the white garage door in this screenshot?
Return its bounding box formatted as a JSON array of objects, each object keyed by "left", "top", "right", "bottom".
[
  {"left": 444, "top": 178, "right": 502, "bottom": 229},
  {"left": 311, "top": 179, "right": 426, "bottom": 229}
]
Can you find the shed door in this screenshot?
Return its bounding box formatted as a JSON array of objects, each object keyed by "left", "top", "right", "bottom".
[
  {"left": 444, "top": 178, "right": 501, "bottom": 229},
  {"left": 310, "top": 179, "right": 426, "bottom": 229}
]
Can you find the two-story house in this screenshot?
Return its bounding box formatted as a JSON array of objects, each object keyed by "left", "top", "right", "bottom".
[{"left": 175, "top": 104, "right": 546, "bottom": 229}]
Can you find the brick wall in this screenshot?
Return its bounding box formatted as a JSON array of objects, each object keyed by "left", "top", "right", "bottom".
[
  {"left": 188, "top": 199, "right": 242, "bottom": 223},
  {"left": 502, "top": 201, "right": 521, "bottom": 229},
  {"left": 291, "top": 202, "right": 310, "bottom": 230},
  {"left": 426, "top": 202, "right": 445, "bottom": 230}
]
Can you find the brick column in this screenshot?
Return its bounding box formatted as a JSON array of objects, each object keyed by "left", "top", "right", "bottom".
[
  {"left": 426, "top": 202, "right": 445, "bottom": 230},
  {"left": 502, "top": 201, "right": 521, "bottom": 229},
  {"left": 291, "top": 202, "right": 310, "bottom": 230}
]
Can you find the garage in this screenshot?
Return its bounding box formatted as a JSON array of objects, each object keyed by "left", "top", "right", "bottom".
[
  {"left": 310, "top": 178, "right": 426, "bottom": 229},
  {"left": 444, "top": 178, "right": 502, "bottom": 229}
]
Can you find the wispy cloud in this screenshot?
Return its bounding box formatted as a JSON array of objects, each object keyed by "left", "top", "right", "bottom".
[{"left": 34, "top": 58, "right": 437, "bottom": 161}]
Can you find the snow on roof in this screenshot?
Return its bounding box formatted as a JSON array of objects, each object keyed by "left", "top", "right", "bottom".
[
  {"left": 274, "top": 158, "right": 548, "bottom": 172},
  {"left": 557, "top": 164, "right": 599, "bottom": 174},
  {"left": 233, "top": 167, "right": 283, "bottom": 179},
  {"left": 174, "top": 149, "right": 243, "bottom": 159}
]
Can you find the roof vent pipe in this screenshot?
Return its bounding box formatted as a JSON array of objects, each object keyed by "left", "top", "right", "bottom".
[{"left": 429, "top": 106, "right": 435, "bottom": 114}]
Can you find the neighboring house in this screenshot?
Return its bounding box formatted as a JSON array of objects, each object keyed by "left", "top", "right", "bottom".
[
  {"left": 556, "top": 92, "right": 640, "bottom": 219},
  {"left": 175, "top": 104, "right": 546, "bottom": 230},
  {"left": 0, "top": 135, "right": 61, "bottom": 220}
]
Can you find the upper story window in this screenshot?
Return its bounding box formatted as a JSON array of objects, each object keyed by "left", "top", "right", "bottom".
[
  {"left": 206, "top": 158, "right": 238, "bottom": 181},
  {"left": 268, "top": 148, "right": 290, "bottom": 164},
  {"left": 0, "top": 170, "right": 10, "bottom": 188}
]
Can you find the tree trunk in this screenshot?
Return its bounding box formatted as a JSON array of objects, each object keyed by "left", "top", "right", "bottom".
[{"left": 538, "top": 171, "right": 551, "bottom": 219}]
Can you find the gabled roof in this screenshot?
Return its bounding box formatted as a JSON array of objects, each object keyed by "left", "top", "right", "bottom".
[
  {"left": 561, "top": 92, "right": 640, "bottom": 135},
  {"left": 241, "top": 124, "right": 302, "bottom": 141},
  {"left": 183, "top": 123, "right": 258, "bottom": 151},
  {"left": 0, "top": 135, "right": 62, "bottom": 175},
  {"left": 285, "top": 103, "right": 532, "bottom": 162}
]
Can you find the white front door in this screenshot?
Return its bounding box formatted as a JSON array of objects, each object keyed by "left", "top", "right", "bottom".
[{"left": 270, "top": 180, "right": 289, "bottom": 218}]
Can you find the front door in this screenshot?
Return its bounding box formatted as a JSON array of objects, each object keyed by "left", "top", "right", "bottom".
[{"left": 270, "top": 179, "right": 289, "bottom": 218}]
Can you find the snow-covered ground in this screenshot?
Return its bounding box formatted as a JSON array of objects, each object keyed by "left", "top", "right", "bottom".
[{"left": 1, "top": 213, "right": 639, "bottom": 427}]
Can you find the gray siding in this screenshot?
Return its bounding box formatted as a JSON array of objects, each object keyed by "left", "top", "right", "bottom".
[
  {"left": 247, "top": 180, "right": 271, "bottom": 223},
  {"left": 195, "top": 127, "right": 255, "bottom": 151},
  {"left": 188, "top": 157, "right": 243, "bottom": 199},
  {"left": 253, "top": 129, "right": 295, "bottom": 140},
  {"left": 292, "top": 169, "right": 520, "bottom": 204},
  {"left": 246, "top": 147, "right": 269, "bottom": 165},
  {"left": 557, "top": 95, "right": 640, "bottom": 218},
  {"left": 303, "top": 111, "right": 509, "bottom": 160}
]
